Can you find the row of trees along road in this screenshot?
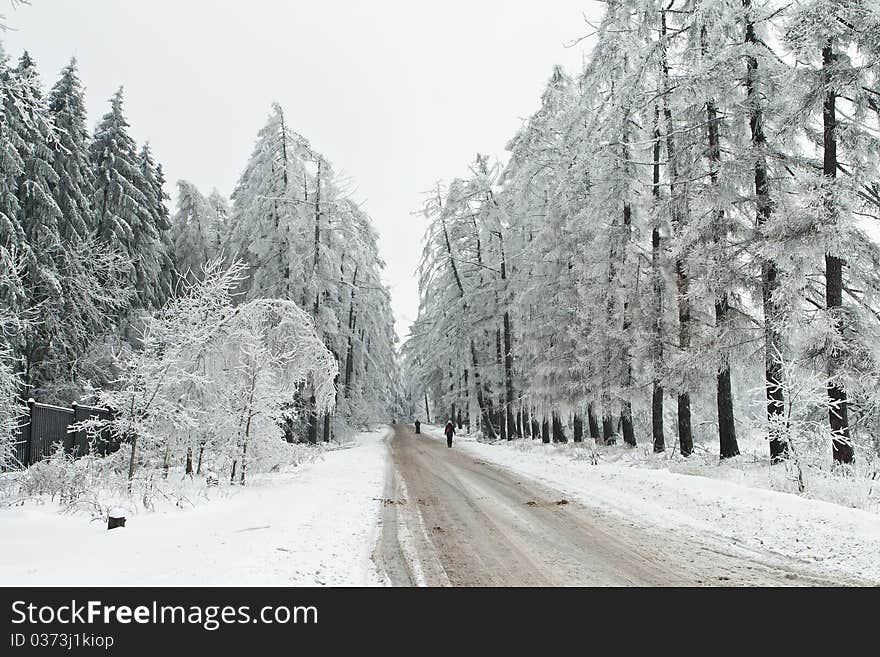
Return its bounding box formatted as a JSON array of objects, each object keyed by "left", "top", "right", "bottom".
[{"left": 403, "top": 0, "right": 880, "bottom": 466}]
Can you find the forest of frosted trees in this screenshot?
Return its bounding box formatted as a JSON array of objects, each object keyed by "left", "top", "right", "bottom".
[
  {"left": 0, "top": 44, "right": 399, "bottom": 487},
  {"left": 404, "top": 0, "right": 880, "bottom": 467}
]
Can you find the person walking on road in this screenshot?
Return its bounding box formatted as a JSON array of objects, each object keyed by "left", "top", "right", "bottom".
[
  {"left": 444, "top": 420, "right": 455, "bottom": 448},
  {"left": 415, "top": 419, "right": 421, "bottom": 434}
]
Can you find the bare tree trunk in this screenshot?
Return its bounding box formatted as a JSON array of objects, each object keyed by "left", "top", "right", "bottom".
[
  {"left": 573, "top": 413, "right": 583, "bottom": 443},
  {"left": 541, "top": 416, "right": 550, "bottom": 444},
  {"left": 661, "top": 7, "right": 693, "bottom": 457},
  {"left": 602, "top": 414, "right": 615, "bottom": 446},
  {"left": 587, "top": 402, "right": 601, "bottom": 443},
  {"left": 498, "top": 234, "right": 518, "bottom": 439},
  {"left": 343, "top": 265, "right": 358, "bottom": 398},
  {"left": 307, "top": 393, "right": 318, "bottom": 444},
  {"left": 651, "top": 104, "right": 666, "bottom": 454},
  {"left": 702, "top": 31, "right": 740, "bottom": 459},
  {"left": 185, "top": 446, "right": 193, "bottom": 476},
  {"left": 822, "top": 41, "right": 853, "bottom": 464},
  {"left": 744, "top": 0, "right": 786, "bottom": 462},
  {"left": 127, "top": 434, "right": 137, "bottom": 494},
  {"left": 552, "top": 412, "right": 567, "bottom": 443}
]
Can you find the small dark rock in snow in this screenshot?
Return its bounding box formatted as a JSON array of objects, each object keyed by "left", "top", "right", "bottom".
[
  {"left": 107, "top": 516, "right": 126, "bottom": 530},
  {"left": 525, "top": 501, "right": 538, "bottom": 506},
  {"left": 555, "top": 499, "right": 569, "bottom": 505}
]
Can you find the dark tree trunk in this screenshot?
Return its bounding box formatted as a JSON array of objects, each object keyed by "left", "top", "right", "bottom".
[
  {"left": 651, "top": 104, "right": 666, "bottom": 453},
  {"left": 185, "top": 446, "right": 193, "bottom": 475},
  {"left": 587, "top": 403, "right": 601, "bottom": 442},
  {"left": 516, "top": 408, "right": 523, "bottom": 439},
  {"left": 823, "top": 41, "right": 853, "bottom": 464},
  {"left": 307, "top": 394, "right": 318, "bottom": 444},
  {"left": 573, "top": 413, "right": 583, "bottom": 443},
  {"left": 703, "top": 53, "right": 740, "bottom": 459},
  {"left": 463, "top": 368, "right": 471, "bottom": 430},
  {"left": 498, "top": 235, "right": 518, "bottom": 439},
  {"left": 661, "top": 8, "right": 694, "bottom": 457},
  {"left": 677, "top": 394, "right": 693, "bottom": 456},
  {"left": 343, "top": 265, "right": 358, "bottom": 398},
  {"left": 745, "top": 0, "right": 786, "bottom": 462},
  {"left": 522, "top": 407, "right": 531, "bottom": 438},
  {"left": 541, "top": 417, "right": 550, "bottom": 444},
  {"left": 322, "top": 413, "right": 331, "bottom": 443},
  {"left": 602, "top": 414, "right": 616, "bottom": 445},
  {"left": 621, "top": 403, "right": 635, "bottom": 447},
  {"left": 552, "top": 412, "right": 567, "bottom": 443},
  {"left": 424, "top": 391, "right": 431, "bottom": 423}
]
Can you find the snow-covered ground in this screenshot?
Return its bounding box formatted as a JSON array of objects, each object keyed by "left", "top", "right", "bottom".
[
  {"left": 0, "top": 427, "right": 391, "bottom": 586},
  {"left": 427, "top": 425, "right": 880, "bottom": 584}
]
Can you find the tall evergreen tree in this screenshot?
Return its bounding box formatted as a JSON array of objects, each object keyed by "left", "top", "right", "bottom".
[
  {"left": 90, "top": 88, "right": 161, "bottom": 310},
  {"left": 48, "top": 58, "right": 94, "bottom": 242}
]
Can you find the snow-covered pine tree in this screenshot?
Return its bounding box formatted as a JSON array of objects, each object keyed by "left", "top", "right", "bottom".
[
  {"left": 48, "top": 57, "right": 94, "bottom": 242},
  {"left": 783, "top": 0, "right": 880, "bottom": 464},
  {"left": 90, "top": 88, "right": 162, "bottom": 311},
  {"left": 5, "top": 51, "right": 65, "bottom": 393}
]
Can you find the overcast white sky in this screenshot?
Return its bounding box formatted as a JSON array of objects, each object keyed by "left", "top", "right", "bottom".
[{"left": 2, "top": 0, "right": 602, "bottom": 342}]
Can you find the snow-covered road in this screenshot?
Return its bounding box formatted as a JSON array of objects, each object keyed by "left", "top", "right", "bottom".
[
  {"left": 0, "top": 428, "right": 390, "bottom": 586},
  {"left": 377, "top": 424, "right": 874, "bottom": 586}
]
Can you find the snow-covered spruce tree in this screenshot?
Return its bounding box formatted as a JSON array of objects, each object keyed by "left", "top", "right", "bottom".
[
  {"left": 91, "top": 88, "right": 168, "bottom": 312},
  {"left": 781, "top": 0, "right": 880, "bottom": 464},
  {"left": 0, "top": 51, "right": 136, "bottom": 399},
  {"left": 0, "top": 245, "right": 26, "bottom": 470},
  {"left": 3, "top": 51, "right": 67, "bottom": 394},
  {"left": 48, "top": 58, "right": 94, "bottom": 242},
  {"left": 0, "top": 43, "right": 28, "bottom": 325},
  {"left": 137, "top": 144, "right": 174, "bottom": 307},
  {"left": 169, "top": 180, "right": 223, "bottom": 285}
]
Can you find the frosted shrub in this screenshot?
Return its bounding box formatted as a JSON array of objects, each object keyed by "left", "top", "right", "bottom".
[{"left": 17, "top": 442, "right": 103, "bottom": 509}]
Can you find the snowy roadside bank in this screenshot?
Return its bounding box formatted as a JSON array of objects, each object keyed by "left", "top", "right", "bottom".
[
  {"left": 424, "top": 425, "right": 880, "bottom": 584},
  {"left": 0, "top": 427, "right": 391, "bottom": 586}
]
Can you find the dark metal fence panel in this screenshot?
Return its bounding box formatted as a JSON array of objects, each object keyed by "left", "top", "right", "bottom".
[
  {"left": 72, "top": 404, "right": 116, "bottom": 456},
  {"left": 8, "top": 400, "right": 119, "bottom": 468},
  {"left": 12, "top": 414, "right": 30, "bottom": 468},
  {"left": 29, "top": 403, "right": 74, "bottom": 465}
]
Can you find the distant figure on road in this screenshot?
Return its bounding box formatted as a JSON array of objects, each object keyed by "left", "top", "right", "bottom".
[
  {"left": 444, "top": 420, "right": 454, "bottom": 448},
  {"left": 414, "top": 419, "right": 421, "bottom": 434}
]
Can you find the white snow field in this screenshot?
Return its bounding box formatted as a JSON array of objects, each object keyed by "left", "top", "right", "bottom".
[
  {"left": 0, "top": 428, "right": 390, "bottom": 587},
  {"left": 424, "top": 425, "right": 880, "bottom": 584}
]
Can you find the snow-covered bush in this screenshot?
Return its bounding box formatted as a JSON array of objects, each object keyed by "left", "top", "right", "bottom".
[{"left": 80, "top": 259, "right": 338, "bottom": 494}]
